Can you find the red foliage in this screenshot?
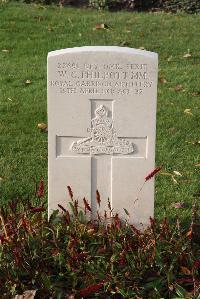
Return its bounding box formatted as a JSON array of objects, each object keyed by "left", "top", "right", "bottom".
[
  {"left": 130, "top": 225, "right": 141, "bottom": 236},
  {"left": 83, "top": 197, "right": 91, "bottom": 212},
  {"left": 150, "top": 217, "right": 156, "bottom": 230},
  {"left": 13, "top": 247, "right": 21, "bottom": 265},
  {"left": 114, "top": 213, "right": 121, "bottom": 231},
  {"left": 119, "top": 256, "right": 126, "bottom": 266},
  {"left": 108, "top": 198, "right": 111, "bottom": 211},
  {"left": 96, "top": 190, "right": 101, "bottom": 207},
  {"left": 97, "top": 211, "right": 101, "bottom": 221},
  {"left": 78, "top": 281, "right": 105, "bottom": 297},
  {"left": 37, "top": 179, "right": 45, "bottom": 198},
  {"left": 67, "top": 185, "right": 73, "bottom": 200},
  {"left": 30, "top": 206, "right": 45, "bottom": 213},
  {"left": 145, "top": 167, "right": 162, "bottom": 181},
  {"left": 176, "top": 277, "right": 193, "bottom": 283},
  {"left": 65, "top": 210, "right": 71, "bottom": 225},
  {"left": 74, "top": 200, "right": 78, "bottom": 216},
  {"left": 58, "top": 204, "right": 67, "bottom": 213},
  {"left": 194, "top": 258, "right": 200, "bottom": 269},
  {"left": 0, "top": 235, "right": 8, "bottom": 244},
  {"left": 21, "top": 216, "right": 30, "bottom": 232}
]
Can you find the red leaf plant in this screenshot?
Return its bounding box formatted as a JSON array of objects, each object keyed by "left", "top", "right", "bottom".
[
  {"left": 96, "top": 190, "right": 101, "bottom": 207},
  {"left": 194, "top": 258, "right": 200, "bottom": 269},
  {"left": 176, "top": 278, "right": 193, "bottom": 284},
  {"left": 67, "top": 185, "right": 74, "bottom": 201},
  {"left": 21, "top": 216, "right": 31, "bottom": 232},
  {"left": 108, "top": 198, "right": 112, "bottom": 211},
  {"left": 114, "top": 213, "right": 121, "bottom": 231},
  {"left": 97, "top": 211, "right": 101, "bottom": 221},
  {"left": 13, "top": 247, "right": 22, "bottom": 266},
  {"left": 37, "top": 179, "right": 45, "bottom": 198},
  {"left": 83, "top": 197, "right": 91, "bottom": 213},
  {"left": 78, "top": 281, "right": 105, "bottom": 297},
  {"left": 0, "top": 235, "right": 8, "bottom": 244},
  {"left": 134, "top": 166, "right": 162, "bottom": 204},
  {"left": 58, "top": 204, "right": 67, "bottom": 213},
  {"left": 145, "top": 167, "right": 162, "bottom": 181},
  {"left": 74, "top": 199, "right": 78, "bottom": 216},
  {"left": 30, "top": 206, "right": 45, "bottom": 213},
  {"left": 65, "top": 210, "right": 71, "bottom": 225},
  {"left": 58, "top": 204, "right": 71, "bottom": 224}
]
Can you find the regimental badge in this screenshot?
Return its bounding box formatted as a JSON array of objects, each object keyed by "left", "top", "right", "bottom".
[{"left": 71, "top": 105, "right": 134, "bottom": 155}]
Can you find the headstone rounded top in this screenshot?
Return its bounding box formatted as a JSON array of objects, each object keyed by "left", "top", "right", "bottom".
[{"left": 48, "top": 46, "right": 158, "bottom": 60}]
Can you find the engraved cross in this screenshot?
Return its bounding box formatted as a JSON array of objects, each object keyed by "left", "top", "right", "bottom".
[{"left": 56, "top": 99, "right": 147, "bottom": 217}]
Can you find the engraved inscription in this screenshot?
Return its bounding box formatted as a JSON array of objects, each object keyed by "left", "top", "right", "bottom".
[
  {"left": 49, "top": 62, "right": 153, "bottom": 95},
  {"left": 71, "top": 105, "right": 134, "bottom": 155}
]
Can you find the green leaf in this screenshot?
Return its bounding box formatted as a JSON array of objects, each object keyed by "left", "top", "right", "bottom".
[
  {"left": 174, "top": 283, "right": 187, "bottom": 297},
  {"left": 123, "top": 208, "right": 130, "bottom": 216},
  {"left": 68, "top": 202, "right": 75, "bottom": 215},
  {"left": 118, "top": 288, "right": 127, "bottom": 297},
  {"left": 78, "top": 210, "right": 85, "bottom": 222}
]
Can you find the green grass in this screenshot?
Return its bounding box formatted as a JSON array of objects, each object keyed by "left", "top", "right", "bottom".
[{"left": 0, "top": 2, "right": 199, "bottom": 223}]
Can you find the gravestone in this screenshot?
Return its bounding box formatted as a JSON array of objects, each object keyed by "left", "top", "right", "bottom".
[{"left": 48, "top": 46, "right": 158, "bottom": 226}]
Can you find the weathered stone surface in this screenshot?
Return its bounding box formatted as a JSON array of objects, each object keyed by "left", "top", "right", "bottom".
[{"left": 48, "top": 46, "right": 158, "bottom": 226}]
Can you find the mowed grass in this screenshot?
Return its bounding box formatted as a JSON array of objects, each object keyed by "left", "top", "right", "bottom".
[{"left": 0, "top": 2, "right": 199, "bottom": 223}]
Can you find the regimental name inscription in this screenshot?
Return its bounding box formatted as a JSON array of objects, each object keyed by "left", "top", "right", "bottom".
[{"left": 49, "top": 62, "right": 153, "bottom": 96}]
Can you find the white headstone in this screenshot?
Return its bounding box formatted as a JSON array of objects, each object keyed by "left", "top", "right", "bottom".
[{"left": 48, "top": 46, "right": 158, "bottom": 226}]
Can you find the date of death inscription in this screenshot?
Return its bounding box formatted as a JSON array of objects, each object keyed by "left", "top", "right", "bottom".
[{"left": 49, "top": 62, "right": 154, "bottom": 96}]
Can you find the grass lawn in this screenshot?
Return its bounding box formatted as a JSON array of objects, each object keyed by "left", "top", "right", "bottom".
[{"left": 0, "top": 2, "right": 199, "bottom": 224}]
